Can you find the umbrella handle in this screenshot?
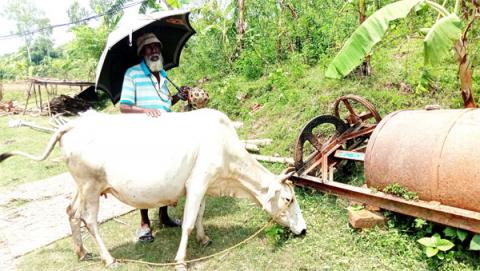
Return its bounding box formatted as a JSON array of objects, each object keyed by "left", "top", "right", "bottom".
[{"left": 160, "top": 70, "right": 187, "bottom": 101}]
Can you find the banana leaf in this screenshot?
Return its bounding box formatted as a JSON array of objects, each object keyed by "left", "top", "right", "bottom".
[
  {"left": 325, "top": 0, "right": 425, "bottom": 79},
  {"left": 424, "top": 14, "right": 462, "bottom": 66}
]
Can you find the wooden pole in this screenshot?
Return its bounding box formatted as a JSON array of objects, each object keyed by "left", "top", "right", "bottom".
[
  {"left": 251, "top": 154, "right": 294, "bottom": 165},
  {"left": 38, "top": 84, "right": 43, "bottom": 112},
  {"left": 23, "top": 82, "right": 33, "bottom": 115},
  {"left": 44, "top": 83, "right": 52, "bottom": 116}
]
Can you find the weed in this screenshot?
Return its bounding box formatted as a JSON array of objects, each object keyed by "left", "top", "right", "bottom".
[
  {"left": 382, "top": 182, "right": 419, "bottom": 201},
  {"left": 418, "top": 233, "right": 455, "bottom": 259}
]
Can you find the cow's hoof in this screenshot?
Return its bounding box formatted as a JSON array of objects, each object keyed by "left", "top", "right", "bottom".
[
  {"left": 175, "top": 261, "right": 187, "bottom": 271},
  {"left": 105, "top": 259, "right": 119, "bottom": 268},
  {"left": 201, "top": 239, "right": 212, "bottom": 247},
  {"left": 79, "top": 252, "right": 94, "bottom": 261}
]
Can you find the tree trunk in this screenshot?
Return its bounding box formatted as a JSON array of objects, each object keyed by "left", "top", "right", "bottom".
[
  {"left": 231, "top": 0, "right": 246, "bottom": 61},
  {"left": 358, "top": 0, "right": 372, "bottom": 76},
  {"left": 276, "top": 0, "right": 298, "bottom": 59},
  {"left": 24, "top": 36, "right": 32, "bottom": 64},
  {"left": 0, "top": 81, "right": 3, "bottom": 102},
  {"left": 237, "top": 0, "right": 246, "bottom": 52},
  {"left": 455, "top": 39, "right": 476, "bottom": 108}
]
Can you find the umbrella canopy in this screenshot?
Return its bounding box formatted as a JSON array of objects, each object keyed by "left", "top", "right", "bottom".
[{"left": 95, "top": 10, "right": 196, "bottom": 103}]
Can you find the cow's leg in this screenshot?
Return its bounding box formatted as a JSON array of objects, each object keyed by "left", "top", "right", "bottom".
[
  {"left": 175, "top": 185, "right": 208, "bottom": 271},
  {"left": 81, "top": 194, "right": 116, "bottom": 266},
  {"left": 66, "top": 189, "right": 90, "bottom": 260},
  {"left": 195, "top": 197, "right": 210, "bottom": 246}
]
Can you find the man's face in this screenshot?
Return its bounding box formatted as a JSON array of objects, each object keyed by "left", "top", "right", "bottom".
[
  {"left": 143, "top": 43, "right": 163, "bottom": 72},
  {"left": 143, "top": 43, "right": 161, "bottom": 59}
]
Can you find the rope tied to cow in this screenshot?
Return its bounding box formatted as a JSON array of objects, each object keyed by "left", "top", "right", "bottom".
[
  {"left": 114, "top": 182, "right": 296, "bottom": 268},
  {"left": 67, "top": 183, "right": 296, "bottom": 270},
  {"left": 116, "top": 219, "right": 274, "bottom": 267}
]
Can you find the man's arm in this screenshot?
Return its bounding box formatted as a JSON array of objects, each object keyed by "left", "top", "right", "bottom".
[{"left": 119, "top": 104, "right": 162, "bottom": 117}]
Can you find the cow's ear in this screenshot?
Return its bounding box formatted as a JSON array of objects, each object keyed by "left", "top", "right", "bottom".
[{"left": 266, "top": 182, "right": 282, "bottom": 202}]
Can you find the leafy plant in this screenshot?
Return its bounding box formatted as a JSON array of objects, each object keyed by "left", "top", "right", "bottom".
[
  {"left": 443, "top": 227, "right": 468, "bottom": 242},
  {"left": 326, "top": 0, "right": 478, "bottom": 108},
  {"left": 418, "top": 233, "right": 455, "bottom": 259},
  {"left": 267, "top": 68, "right": 288, "bottom": 91},
  {"left": 469, "top": 234, "right": 480, "bottom": 251},
  {"left": 414, "top": 218, "right": 427, "bottom": 229},
  {"left": 382, "top": 183, "right": 419, "bottom": 201},
  {"left": 264, "top": 224, "right": 287, "bottom": 247}
]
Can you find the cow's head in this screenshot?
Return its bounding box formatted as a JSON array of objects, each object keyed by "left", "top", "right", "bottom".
[{"left": 264, "top": 172, "right": 307, "bottom": 235}]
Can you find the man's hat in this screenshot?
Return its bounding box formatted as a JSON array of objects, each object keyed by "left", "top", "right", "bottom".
[{"left": 136, "top": 33, "right": 163, "bottom": 55}]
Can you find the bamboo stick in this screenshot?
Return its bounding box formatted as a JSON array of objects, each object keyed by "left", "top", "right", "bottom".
[
  {"left": 252, "top": 154, "right": 294, "bottom": 165},
  {"left": 240, "top": 138, "right": 272, "bottom": 146}
]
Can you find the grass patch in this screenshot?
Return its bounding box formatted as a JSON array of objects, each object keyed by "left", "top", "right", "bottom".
[
  {"left": 383, "top": 183, "right": 419, "bottom": 201},
  {"left": 17, "top": 193, "right": 438, "bottom": 271}
]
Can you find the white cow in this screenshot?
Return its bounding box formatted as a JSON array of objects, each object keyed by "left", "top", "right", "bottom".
[{"left": 0, "top": 109, "right": 306, "bottom": 270}]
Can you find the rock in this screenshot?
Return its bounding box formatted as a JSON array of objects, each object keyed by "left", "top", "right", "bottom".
[{"left": 348, "top": 209, "right": 386, "bottom": 229}]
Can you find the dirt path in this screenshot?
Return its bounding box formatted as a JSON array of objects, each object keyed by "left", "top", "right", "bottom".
[{"left": 0, "top": 173, "right": 134, "bottom": 270}]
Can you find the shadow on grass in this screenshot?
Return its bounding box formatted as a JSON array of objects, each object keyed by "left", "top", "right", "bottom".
[
  {"left": 107, "top": 197, "right": 277, "bottom": 266},
  {"left": 109, "top": 223, "right": 270, "bottom": 266},
  {"left": 164, "top": 196, "right": 244, "bottom": 220}
]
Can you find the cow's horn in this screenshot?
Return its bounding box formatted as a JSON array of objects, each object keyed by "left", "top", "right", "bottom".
[{"left": 279, "top": 171, "right": 294, "bottom": 182}]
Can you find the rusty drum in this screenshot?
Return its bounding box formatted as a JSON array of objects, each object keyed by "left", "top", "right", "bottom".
[{"left": 365, "top": 109, "right": 480, "bottom": 212}]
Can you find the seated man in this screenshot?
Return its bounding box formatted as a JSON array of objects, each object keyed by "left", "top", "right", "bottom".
[{"left": 119, "top": 32, "right": 186, "bottom": 242}]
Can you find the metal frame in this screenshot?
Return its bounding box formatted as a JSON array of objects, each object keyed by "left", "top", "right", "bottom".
[{"left": 292, "top": 174, "right": 480, "bottom": 233}]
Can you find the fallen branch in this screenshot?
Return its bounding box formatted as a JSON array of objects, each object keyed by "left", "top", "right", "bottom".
[
  {"left": 241, "top": 138, "right": 272, "bottom": 146},
  {"left": 8, "top": 119, "right": 56, "bottom": 133},
  {"left": 252, "top": 154, "right": 294, "bottom": 165}
]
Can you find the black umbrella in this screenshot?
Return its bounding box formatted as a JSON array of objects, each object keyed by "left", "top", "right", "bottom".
[{"left": 95, "top": 10, "right": 196, "bottom": 103}]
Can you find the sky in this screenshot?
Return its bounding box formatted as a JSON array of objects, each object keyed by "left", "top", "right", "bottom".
[{"left": 0, "top": 0, "right": 140, "bottom": 56}]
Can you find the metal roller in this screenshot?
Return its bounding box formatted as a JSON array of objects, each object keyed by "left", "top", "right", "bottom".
[{"left": 365, "top": 109, "right": 480, "bottom": 212}]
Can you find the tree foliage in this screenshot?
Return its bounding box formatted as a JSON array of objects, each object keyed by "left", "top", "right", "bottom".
[{"left": 3, "top": 0, "right": 52, "bottom": 65}]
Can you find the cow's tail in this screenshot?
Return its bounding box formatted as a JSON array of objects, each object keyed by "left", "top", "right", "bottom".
[{"left": 0, "top": 124, "right": 73, "bottom": 162}]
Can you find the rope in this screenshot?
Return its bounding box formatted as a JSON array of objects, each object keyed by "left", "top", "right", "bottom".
[
  {"left": 69, "top": 183, "right": 296, "bottom": 269},
  {"left": 116, "top": 219, "right": 274, "bottom": 267},
  {"left": 116, "top": 183, "right": 295, "bottom": 268}
]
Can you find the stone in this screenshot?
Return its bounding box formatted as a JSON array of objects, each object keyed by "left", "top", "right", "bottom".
[{"left": 348, "top": 209, "right": 386, "bottom": 229}]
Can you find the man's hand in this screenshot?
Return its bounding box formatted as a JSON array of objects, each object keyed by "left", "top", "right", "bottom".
[
  {"left": 144, "top": 109, "right": 162, "bottom": 117},
  {"left": 120, "top": 104, "right": 163, "bottom": 117},
  {"left": 179, "top": 86, "right": 190, "bottom": 101}
]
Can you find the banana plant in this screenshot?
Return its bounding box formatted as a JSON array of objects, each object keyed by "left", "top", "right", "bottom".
[{"left": 326, "top": 0, "right": 478, "bottom": 108}]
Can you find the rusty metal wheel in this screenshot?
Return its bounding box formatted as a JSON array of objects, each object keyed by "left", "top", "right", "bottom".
[
  {"left": 293, "top": 115, "right": 349, "bottom": 172},
  {"left": 333, "top": 95, "right": 381, "bottom": 126}
]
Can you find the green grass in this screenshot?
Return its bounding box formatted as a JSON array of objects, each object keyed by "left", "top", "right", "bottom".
[
  {"left": 17, "top": 191, "right": 479, "bottom": 270},
  {"left": 15, "top": 194, "right": 424, "bottom": 271}
]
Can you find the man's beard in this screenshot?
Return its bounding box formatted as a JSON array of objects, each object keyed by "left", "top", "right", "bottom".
[{"left": 145, "top": 54, "right": 163, "bottom": 72}]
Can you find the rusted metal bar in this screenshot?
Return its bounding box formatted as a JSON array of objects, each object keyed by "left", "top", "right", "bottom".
[
  {"left": 292, "top": 174, "right": 480, "bottom": 233},
  {"left": 338, "top": 125, "right": 375, "bottom": 141}
]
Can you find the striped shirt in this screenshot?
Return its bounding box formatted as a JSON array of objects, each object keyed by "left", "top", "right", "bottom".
[{"left": 119, "top": 59, "right": 172, "bottom": 112}]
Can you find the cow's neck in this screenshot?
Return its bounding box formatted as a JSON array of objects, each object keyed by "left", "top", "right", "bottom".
[{"left": 222, "top": 155, "right": 277, "bottom": 207}]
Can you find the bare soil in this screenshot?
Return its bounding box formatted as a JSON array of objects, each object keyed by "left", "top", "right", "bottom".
[{"left": 0, "top": 173, "right": 134, "bottom": 270}]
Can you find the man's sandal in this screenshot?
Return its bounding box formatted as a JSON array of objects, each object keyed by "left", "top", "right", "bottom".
[{"left": 137, "top": 227, "right": 154, "bottom": 242}]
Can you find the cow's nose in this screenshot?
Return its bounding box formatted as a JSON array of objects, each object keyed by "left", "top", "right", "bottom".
[{"left": 300, "top": 228, "right": 307, "bottom": 235}]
